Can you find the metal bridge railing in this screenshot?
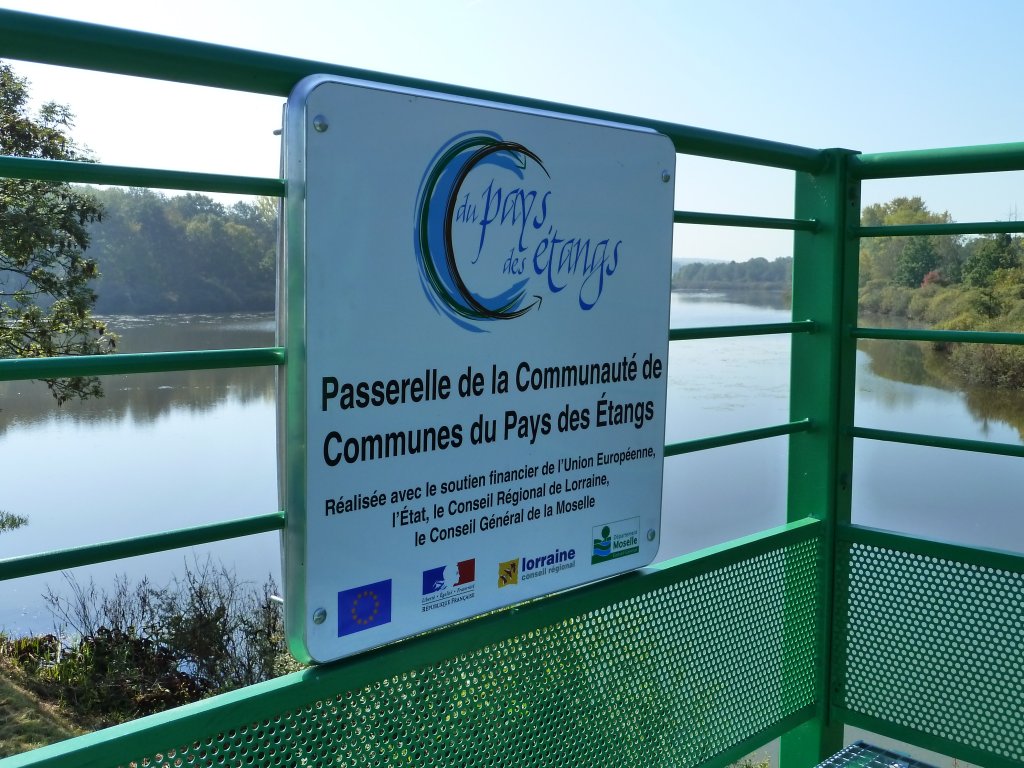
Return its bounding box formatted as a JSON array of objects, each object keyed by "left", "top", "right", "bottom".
[{"left": 2, "top": 7, "right": 1022, "bottom": 768}]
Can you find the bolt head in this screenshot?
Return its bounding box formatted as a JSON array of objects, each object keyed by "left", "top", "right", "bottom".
[
  {"left": 647, "top": 528, "right": 657, "bottom": 542},
  {"left": 661, "top": 170, "right": 672, "bottom": 183},
  {"left": 312, "top": 115, "right": 329, "bottom": 133},
  {"left": 313, "top": 607, "right": 327, "bottom": 625}
]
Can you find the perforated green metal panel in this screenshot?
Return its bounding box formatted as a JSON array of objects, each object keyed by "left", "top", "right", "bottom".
[
  {"left": 835, "top": 530, "right": 1024, "bottom": 762},
  {"left": 43, "top": 534, "right": 820, "bottom": 768}
]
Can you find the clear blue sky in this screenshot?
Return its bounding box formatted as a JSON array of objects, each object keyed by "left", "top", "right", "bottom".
[{"left": 3, "top": 0, "right": 1024, "bottom": 259}]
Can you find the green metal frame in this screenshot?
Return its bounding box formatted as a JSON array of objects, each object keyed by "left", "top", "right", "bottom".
[{"left": 1, "top": 8, "right": 1023, "bottom": 768}]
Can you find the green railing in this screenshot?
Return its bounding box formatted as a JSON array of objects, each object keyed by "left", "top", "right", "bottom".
[{"left": 1, "top": 8, "right": 1021, "bottom": 768}]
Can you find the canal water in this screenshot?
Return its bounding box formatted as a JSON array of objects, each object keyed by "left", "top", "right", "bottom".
[{"left": 2, "top": 292, "right": 1022, "bottom": 634}]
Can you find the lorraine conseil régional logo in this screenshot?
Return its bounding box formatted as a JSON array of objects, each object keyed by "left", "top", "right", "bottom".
[
  {"left": 337, "top": 579, "right": 392, "bottom": 637},
  {"left": 413, "top": 130, "right": 626, "bottom": 332},
  {"left": 497, "top": 558, "right": 519, "bottom": 587}
]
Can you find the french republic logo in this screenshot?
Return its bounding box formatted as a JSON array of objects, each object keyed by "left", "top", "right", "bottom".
[
  {"left": 421, "top": 559, "right": 476, "bottom": 612},
  {"left": 414, "top": 131, "right": 626, "bottom": 332},
  {"left": 592, "top": 518, "right": 641, "bottom": 565},
  {"left": 337, "top": 579, "right": 392, "bottom": 637},
  {"left": 497, "top": 558, "right": 519, "bottom": 587}
]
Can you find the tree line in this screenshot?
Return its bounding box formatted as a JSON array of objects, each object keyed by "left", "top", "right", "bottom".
[
  {"left": 859, "top": 196, "right": 1024, "bottom": 388},
  {"left": 859, "top": 195, "right": 1019, "bottom": 291},
  {"left": 86, "top": 188, "right": 277, "bottom": 315},
  {"left": 672, "top": 256, "right": 791, "bottom": 290}
]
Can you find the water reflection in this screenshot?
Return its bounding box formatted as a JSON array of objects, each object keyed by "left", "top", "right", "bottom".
[
  {"left": 4, "top": 299, "right": 1024, "bottom": 635},
  {"left": 858, "top": 337, "right": 1024, "bottom": 444},
  {"left": 0, "top": 314, "right": 276, "bottom": 433}
]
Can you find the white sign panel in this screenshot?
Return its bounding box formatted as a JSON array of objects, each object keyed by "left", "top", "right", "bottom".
[{"left": 281, "top": 76, "right": 674, "bottom": 663}]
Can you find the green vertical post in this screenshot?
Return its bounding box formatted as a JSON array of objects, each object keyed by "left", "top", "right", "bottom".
[{"left": 781, "top": 148, "right": 861, "bottom": 766}]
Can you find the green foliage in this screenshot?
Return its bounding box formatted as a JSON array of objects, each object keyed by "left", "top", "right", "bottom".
[
  {"left": 949, "top": 343, "right": 1024, "bottom": 388},
  {"left": 0, "top": 510, "right": 27, "bottom": 533},
  {"left": 906, "top": 282, "right": 940, "bottom": 319},
  {"left": 857, "top": 199, "right": 1024, "bottom": 389},
  {"left": 0, "top": 653, "right": 82, "bottom": 757},
  {"left": 2, "top": 559, "right": 291, "bottom": 726},
  {"left": 672, "top": 256, "right": 791, "bottom": 290},
  {"left": 894, "top": 236, "right": 938, "bottom": 287},
  {"left": 962, "top": 233, "right": 1019, "bottom": 287},
  {"left": 859, "top": 197, "right": 961, "bottom": 287},
  {"left": 86, "top": 189, "right": 277, "bottom": 314},
  {"left": 877, "top": 284, "right": 914, "bottom": 316},
  {"left": 0, "top": 63, "right": 116, "bottom": 404}
]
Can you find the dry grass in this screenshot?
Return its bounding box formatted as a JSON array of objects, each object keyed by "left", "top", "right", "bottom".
[{"left": 0, "top": 657, "right": 82, "bottom": 758}]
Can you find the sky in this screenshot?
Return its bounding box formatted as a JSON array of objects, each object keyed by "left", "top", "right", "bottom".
[{"left": 3, "top": 0, "right": 1024, "bottom": 260}]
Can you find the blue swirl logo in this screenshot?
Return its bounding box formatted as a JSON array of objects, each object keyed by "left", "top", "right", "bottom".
[{"left": 414, "top": 130, "right": 623, "bottom": 332}]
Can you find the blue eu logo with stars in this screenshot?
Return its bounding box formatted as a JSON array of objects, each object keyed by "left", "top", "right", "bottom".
[{"left": 337, "top": 579, "right": 392, "bottom": 637}]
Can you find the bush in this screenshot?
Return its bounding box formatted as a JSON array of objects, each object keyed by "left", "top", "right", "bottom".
[
  {"left": 2, "top": 558, "right": 292, "bottom": 725},
  {"left": 877, "top": 285, "right": 914, "bottom": 316},
  {"left": 908, "top": 282, "right": 941, "bottom": 320},
  {"left": 858, "top": 279, "right": 889, "bottom": 314},
  {"left": 949, "top": 344, "right": 1024, "bottom": 388},
  {"left": 922, "top": 286, "right": 966, "bottom": 324},
  {"left": 1003, "top": 299, "right": 1024, "bottom": 325}
]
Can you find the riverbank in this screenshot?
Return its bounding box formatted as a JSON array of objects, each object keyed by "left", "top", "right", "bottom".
[
  {"left": 860, "top": 277, "right": 1024, "bottom": 389},
  {"left": 0, "top": 658, "right": 82, "bottom": 757}
]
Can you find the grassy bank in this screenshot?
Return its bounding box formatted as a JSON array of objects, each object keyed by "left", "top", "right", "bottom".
[{"left": 0, "top": 658, "right": 82, "bottom": 757}]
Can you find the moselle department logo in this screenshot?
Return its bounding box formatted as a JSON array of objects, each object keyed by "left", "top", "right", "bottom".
[
  {"left": 592, "top": 517, "right": 641, "bottom": 565},
  {"left": 337, "top": 579, "right": 392, "bottom": 637},
  {"left": 414, "top": 130, "right": 625, "bottom": 332},
  {"left": 421, "top": 558, "right": 476, "bottom": 612},
  {"left": 498, "top": 558, "right": 519, "bottom": 587}
]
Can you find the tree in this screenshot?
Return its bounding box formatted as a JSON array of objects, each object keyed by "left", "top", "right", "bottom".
[
  {"left": 860, "top": 197, "right": 964, "bottom": 286},
  {"left": 963, "top": 233, "right": 1020, "bottom": 287},
  {"left": 0, "top": 509, "right": 27, "bottom": 533},
  {"left": 0, "top": 63, "right": 115, "bottom": 404},
  {"left": 895, "top": 236, "right": 938, "bottom": 287},
  {"left": 85, "top": 189, "right": 277, "bottom": 314}
]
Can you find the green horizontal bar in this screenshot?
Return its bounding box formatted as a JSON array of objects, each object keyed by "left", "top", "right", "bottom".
[
  {"left": 0, "top": 347, "right": 285, "bottom": 381},
  {"left": 851, "top": 425, "right": 1024, "bottom": 459},
  {"left": 852, "top": 141, "right": 1024, "bottom": 179},
  {"left": 665, "top": 419, "right": 812, "bottom": 456},
  {"left": 653, "top": 516, "right": 821, "bottom": 572},
  {"left": 834, "top": 707, "right": 1021, "bottom": 768},
  {"left": 855, "top": 326, "right": 1024, "bottom": 345},
  {"left": 0, "top": 512, "right": 285, "bottom": 582},
  {"left": 0, "top": 155, "right": 284, "bottom": 196},
  {"left": 3, "top": 517, "right": 822, "bottom": 768},
  {"left": 857, "top": 220, "right": 1024, "bottom": 238},
  {"left": 839, "top": 523, "right": 1024, "bottom": 574},
  {"left": 0, "top": 10, "right": 826, "bottom": 173},
  {"left": 670, "top": 320, "right": 815, "bottom": 341},
  {"left": 674, "top": 210, "right": 818, "bottom": 232}
]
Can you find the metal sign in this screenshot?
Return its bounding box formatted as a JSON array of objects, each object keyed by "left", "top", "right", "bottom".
[{"left": 281, "top": 75, "right": 674, "bottom": 663}]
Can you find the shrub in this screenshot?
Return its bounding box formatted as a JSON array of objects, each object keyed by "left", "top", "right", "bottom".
[
  {"left": 878, "top": 285, "right": 914, "bottom": 316},
  {"left": 908, "top": 283, "right": 941, "bottom": 320},
  {"left": 3, "top": 558, "right": 290, "bottom": 725},
  {"left": 922, "top": 286, "right": 966, "bottom": 324}
]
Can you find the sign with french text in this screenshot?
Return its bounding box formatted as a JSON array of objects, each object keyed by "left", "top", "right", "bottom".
[{"left": 281, "top": 75, "right": 674, "bottom": 663}]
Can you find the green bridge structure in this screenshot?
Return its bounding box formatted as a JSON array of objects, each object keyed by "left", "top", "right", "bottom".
[{"left": 1, "top": 9, "right": 1022, "bottom": 768}]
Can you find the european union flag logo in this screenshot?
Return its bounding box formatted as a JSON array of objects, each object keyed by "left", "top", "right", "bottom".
[{"left": 338, "top": 579, "right": 392, "bottom": 637}]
